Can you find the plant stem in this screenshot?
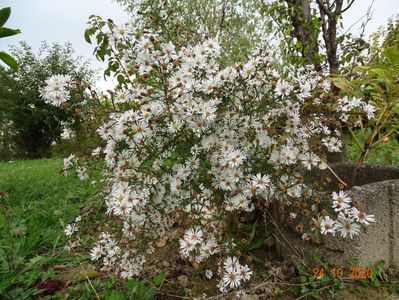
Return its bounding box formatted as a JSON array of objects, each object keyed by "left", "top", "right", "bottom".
[{"left": 348, "top": 127, "right": 364, "bottom": 152}]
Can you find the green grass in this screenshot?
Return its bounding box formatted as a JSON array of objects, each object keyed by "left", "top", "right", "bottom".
[
  {"left": 0, "top": 158, "right": 101, "bottom": 299},
  {"left": 346, "top": 132, "right": 399, "bottom": 165}
]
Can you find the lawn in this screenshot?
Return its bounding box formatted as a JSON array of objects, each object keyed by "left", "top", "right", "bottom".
[
  {"left": 0, "top": 158, "right": 103, "bottom": 299},
  {"left": 346, "top": 132, "right": 399, "bottom": 165}
]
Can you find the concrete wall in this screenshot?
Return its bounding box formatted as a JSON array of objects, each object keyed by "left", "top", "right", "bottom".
[{"left": 276, "top": 178, "right": 399, "bottom": 268}]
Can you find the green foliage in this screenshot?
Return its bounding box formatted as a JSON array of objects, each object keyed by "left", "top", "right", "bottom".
[
  {"left": 346, "top": 129, "right": 399, "bottom": 165},
  {"left": 0, "top": 158, "right": 101, "bottom": 298},
  {"left": 291, "top": 254, "right": 344, "bottom": 299},
  {"left": 101, "top": 0, "right": 270, "bottom": 67},
  {"left": 0, "top": 7, "right": 11, "bottom": 27},
  {"left": 0, "top": 7, "right": 20, "bottom": 70},
  {"left": 291, "top": 255, "right": 397, "bottom": 299},
  {"left": 102, "top": 273, "right": 165, "bottom": 300},
  {"left": 342, "top": 44, "right": 399, "bottom": 178},
  {"left": 0, "top": 52, "right": 17, "bottom": 71},
  {"left": 0, "top": 42, "right": 94, "bottom": 159}
]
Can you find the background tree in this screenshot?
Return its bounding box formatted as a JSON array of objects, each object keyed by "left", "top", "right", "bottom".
[
  {"left": 0, "top": 42, "right": 93, "bottom": 159},
  {"left": 113, "top": 0, "right": 269, "bottom": 66}
]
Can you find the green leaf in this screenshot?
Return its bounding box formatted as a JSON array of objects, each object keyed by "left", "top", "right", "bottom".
[
  {"left": 143, "top": 286, "right": 156, "bottom": 300},
  {"left": 0, "top": 7, "right": 11, "bottom": 27},
  {"left": 372, "top": 278, "right": 381, "bottom": 288},
  {"left": 248, "top": 237, "right": 265, "bottom": 250},
  {"left": 346, "top": 258, "right": 358, "bottom": 267},
  {"left": 369, "top": 68, "right": 388, "bottom": 83},
  {"left": 249, "top": 252, "right": 263, "bottom": 263},
  {"left": 29, "top": 255, "right": 44, "bottom": 266},
  {"left": 329, "top": 76, "right": 352, "bottom": 92},
  {"left": 117, "top": 74, "right": 125, "bottom": 85},
  {"left": 377, "top": 260, "right": 385, "bottom": 269},
  {"left": 311, "top": 289, "right": 321, "bottom": 299},
  {"left": 0, "top": 51, "right": 18, "bottom": 70},
  {"left": 383, "top": 46, "right": 399, "bottom": 64},
  {"left": 125, "top": 279, "right": 138, "bottom": 291},
  {"left": 105, "top": 290, "right": 127, "bottom": 300},
  {"left": 0, "top": 27, "right": 21, "bottom": 38},
  {"left": 153, "top": 273, "right": 166, "bottom": 286},
  {"left": 84, "top": 29, "right": 92, "bottom": 44}
]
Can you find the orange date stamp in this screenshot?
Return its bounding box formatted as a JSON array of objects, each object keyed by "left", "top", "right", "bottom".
[{"left": 313, "top": 267, "right": 372, "bottom": 280}]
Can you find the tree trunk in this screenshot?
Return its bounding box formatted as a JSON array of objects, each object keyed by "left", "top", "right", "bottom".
[{"left": 286, "top": 0, "right": 322, "bottom": 71}]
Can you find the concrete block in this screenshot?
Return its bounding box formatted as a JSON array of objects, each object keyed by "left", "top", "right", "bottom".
[{"left": 275, "top": 179, "right": 399, "bottom": 268}]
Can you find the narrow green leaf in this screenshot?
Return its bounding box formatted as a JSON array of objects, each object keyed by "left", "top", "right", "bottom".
[
  {"left": 248, "top": 237, "right": 265, "bottom": 250},
  {"left": 0, "top": 51, "right": 18, "bottom": 70},
  {"left": 105, "top": 290, "right": 127, "bottom": 300},
  {"left": 0, "top": 27, "right": 21, "bottom": 38},
  {"left": 0, "top": 7, "right": 11, "bottom": 27},
  {"left": 369, "top": 68, "right": 388, "bottom": 83},
  {"left": 153, "top": 273, "right": 166, "bottom": 286}
]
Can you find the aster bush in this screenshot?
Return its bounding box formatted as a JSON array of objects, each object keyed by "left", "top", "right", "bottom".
[{"left": 39, "top": 12, "right": 378, "bottom": 297}]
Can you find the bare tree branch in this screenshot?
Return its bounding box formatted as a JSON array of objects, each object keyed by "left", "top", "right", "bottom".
[
  {"left": 342, "top": 0, "right": 374, "bottom": 36},
  {"left": 334, "top": 0, "right": 344, "bottom": 15},
  {"left": 316, "top": 0, "right": 333, "bottom": 18},
  {"left": 218, "top": 0, "right": 227, "bottom": 34},
  {"left": 341, "top": 0, "right": 356, "bottom": 14}
]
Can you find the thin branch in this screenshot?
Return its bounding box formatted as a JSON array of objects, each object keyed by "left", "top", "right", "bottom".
[
  {"left": 218, "top": 0, "right": 227, "bottom": 34},
  {"left": 320, "top": 159, "right": 348, "bottom": 188},
  {"left": 348, "top": 126, "right": 364, "bottom": 152},
  {"left": 316, "top": 0, "right": 333, "bottom": 18},
  {"left": 342, "top": 0, "right": 374, "bottom": 36},
  {"left": 341, "top": 0, "right": 356, "bottom": 13},
  {"left": 269, "top": 13, "right": 296, "bottom": 57},
  {"left": 334, "top": 0, "right": 344, "bottom": 15}
]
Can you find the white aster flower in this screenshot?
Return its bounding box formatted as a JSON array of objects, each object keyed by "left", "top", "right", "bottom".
[
  {"left": 362, "top": 103, "right": 376, "bottom": 119},
  {"left": 274, "top": 80, "right": 292, "bottom": 97},
  {"left": 251, "top": 173, "right": 271, "bottom": 190},
  {"left": 64, "top": 223, "right": 78, "bottom": 237},
  {"left": 336, "top": 214, "right": 361, "bottom": 239},
  {"left": 350, "top": 207, "right": 376, "bottom": 225},
  {"left": 90, "top": 245, "right": 104, "bottom": 261},
  {"left": 223, "top": 268, "right": 242, "bottom": 289},
  {"left": 205, "top": 269, "right": 213, "bottom": 279},
  {"left": 223, "top": 256, "right": 240, "bottom": 271},
  {"left": 239, "top": 264, "right": 253, "bottom": 281},
  {"left": 184, "top": 228, "right": 204, "bottom": 245},
  {"left": 332, "top": 191, "right": 351, "bottom": 212},
  {"left": 320, "top": 216, "right": 336, "bottom": 235}
]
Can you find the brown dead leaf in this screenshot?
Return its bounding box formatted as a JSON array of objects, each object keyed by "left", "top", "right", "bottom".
[
  {"left": 155, "top": 235, "right": 168, "bottom": 248},
  {"left": 53, "top": 264, "right": 68, "bottom": 270},
  {"left": 0, "top": 191, "right": 9, "bottom": 198},
  {"left": 10, "top": 227, "right": 25, "bottom": 236}
]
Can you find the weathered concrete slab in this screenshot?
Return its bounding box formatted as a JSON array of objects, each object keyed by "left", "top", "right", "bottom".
[
  {"left": 311, "top": 163, "right": 399, "bottom": 190},
  {"left": 276, "top": 178, "right": 399, "bottom": 268}
]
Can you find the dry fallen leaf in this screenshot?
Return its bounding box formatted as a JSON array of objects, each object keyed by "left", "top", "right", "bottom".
[{"left": 155, "top": 235, "right": 168, "bottom": 248}]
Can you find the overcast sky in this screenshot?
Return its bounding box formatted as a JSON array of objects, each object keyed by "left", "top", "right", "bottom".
[
  {"left": 0, "top": 0, "right": 129, "bottom": 70},
  {"left": 0, "top": 0, "right": 398, "bottom": 80}
]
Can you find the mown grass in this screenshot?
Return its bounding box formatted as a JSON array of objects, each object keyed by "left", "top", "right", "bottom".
[{"left": 0, "top": 158, "right": 102, "bottom": 299}]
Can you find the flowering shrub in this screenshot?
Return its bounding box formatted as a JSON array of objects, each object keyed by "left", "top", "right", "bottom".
[
  {"left": 40, "top": 19, "right": 376, "bottom": 295},
  {"left": 40, "top": 74, "right": 73, "bottom": 107}
]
